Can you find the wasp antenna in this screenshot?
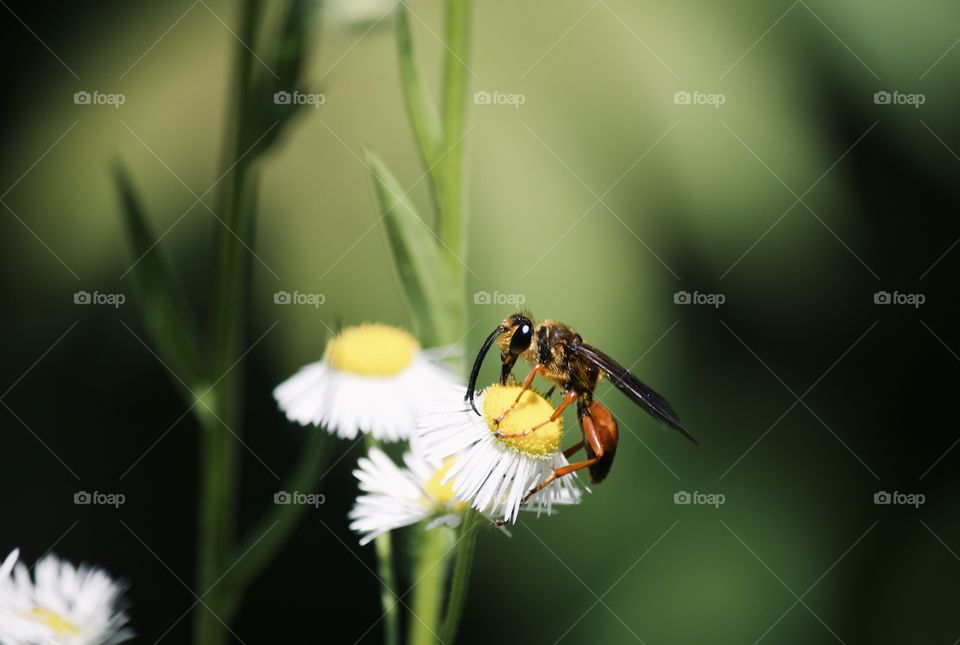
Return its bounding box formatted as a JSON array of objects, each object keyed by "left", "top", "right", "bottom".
[{"left": 465, "top": 325, "right": 507, "bottom": 415}]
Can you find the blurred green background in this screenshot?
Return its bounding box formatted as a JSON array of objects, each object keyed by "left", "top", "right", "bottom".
[{"left": 2, "top": 0, "right": 959, "bottom": 642}]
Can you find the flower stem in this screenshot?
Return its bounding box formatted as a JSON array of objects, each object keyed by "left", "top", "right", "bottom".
[
  {"left": 439, "top": 509, "right": 480, "bottom": 643},
  {"left": 408, "top": 524, "right": 456, "bottom": 645},
  {"left": 194, "top": 2, "right": 261, "bottom": 643},
  {"left": 438, "top": 0, "right": 472, "bottom": 271},
  {"left": 195, "top": 404, "right": 239, "bottom": 645},
  {"left": 365, "top": 436, "right": 400, "bottom": 645}
]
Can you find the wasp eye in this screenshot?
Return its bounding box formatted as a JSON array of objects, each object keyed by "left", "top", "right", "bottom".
[{"left": 509, "top": 323, "right": 532, "bottom": 355}]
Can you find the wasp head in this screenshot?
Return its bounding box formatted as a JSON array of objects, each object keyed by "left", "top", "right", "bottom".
[
  {"left": 465, "top": 312, "right": 535, "bottom": 415},
  {"left": 497, "top": 313, "right": 534, "bottom": 365}
]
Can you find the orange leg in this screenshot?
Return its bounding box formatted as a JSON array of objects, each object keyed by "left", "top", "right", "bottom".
[
  {"left": 496, "top": 389, "right": 577, "bottom": 439},
  {"left": 562, "top": 440, "right": 585, "bottom": 459},
  {"left": 493, "top": 364, "right": 544, "bottom": 425},
  {"left": 517, "top": 410, "right": 606, "bottom": 507}
]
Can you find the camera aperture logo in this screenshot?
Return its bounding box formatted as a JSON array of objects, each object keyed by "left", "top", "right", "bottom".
[
  {"left": 274, "top": 290, "right": 325, "bottom": 308},
  {"left": 674, "top": 490, "right": 725, "bottom": 508},
  {"left": 874, "top": 490, "right": 924, "bottom": 508},
  {"left": 74, "top": 290, "right": 126, "bottom": 308},
  {"left": 674, "top": 290, "right": 725, "bottom": 308},
  {"left": 73, "top": 90, "right": 126, "bottom": 108},
  {"left": 273, "top": 90, "right": 326, "bottom": 108},
  {"left": 873, "top": 90, "right": 925, "bottom": 109},
  {"left": 74, "top": 490, "right": 125, "bottom": 508},
  {"left": 874, "top": 290, "right": 924, "bottom": 308},
  {"left": 474, "top": 290, "right": 525, "bottom": 306},
  {"left": 674, "top": 90, "right": 725, "bottom": 109},
  {"left": 473, "top": 90, "right": 526, "bottom": 108},
  {"left": 274, "top": 490, "right": 325, "bottom": 508}
]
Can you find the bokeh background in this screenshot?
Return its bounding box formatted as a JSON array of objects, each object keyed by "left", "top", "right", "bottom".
[{"left": 2, "top": 0, "right": 959, "bottom": 642}]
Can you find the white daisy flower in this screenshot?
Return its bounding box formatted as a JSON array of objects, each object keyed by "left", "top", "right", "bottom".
[
  {"left": 0, "top": 549, "right": 133, "bottom": 645},
  {"left": 416, "top": 383, "right": 585, "bottom": 524},
  {"left": 348, "top": 447, "right": 467, "bottom": 546},
  {"left": 274, "top": 323, "right": 456, "bottom": 442},
  {"left": 0, "top": 549, "right": 54, "bottom": 645}
]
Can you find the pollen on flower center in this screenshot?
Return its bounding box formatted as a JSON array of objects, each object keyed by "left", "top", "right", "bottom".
[
  {"left": 422, "top": 459, "right": 466, "bottom": 511},
  {"left": 326, "top": 323, "right": 419, "bottom": 376},
  {"left": 25, "top": 607, "right": 80, "bottom": 636},
  {"left": 482, "top": 384, "right": 563, "bottom": 459}
]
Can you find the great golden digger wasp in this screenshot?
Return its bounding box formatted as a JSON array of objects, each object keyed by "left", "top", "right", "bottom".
[{"left": 466, "top": 312, "right": 696, "bottom": 506}]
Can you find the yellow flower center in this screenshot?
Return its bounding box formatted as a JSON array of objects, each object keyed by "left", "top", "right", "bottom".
[
  {"left": 326, "top": 324, "right": 419, "bottom": 376},
  {"left": 422, "top": 459, "right": 467, "bottom": 511},
  {"left": 482, "top": 384, "right": 563, "bottom": 459},
  {"left": 24, "top": 607, "right": 80, "bottom": 636}
]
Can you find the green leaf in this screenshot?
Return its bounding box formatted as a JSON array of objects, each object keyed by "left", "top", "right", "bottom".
[
  {"left": 113, "top": 162, "right": 204, "bottom": 390},
  {"left": 396, "top": 2, "right": 443, "bottom": 169},
  {"left": 366, "top": 150, "right": 460, "bottom": 346},
  {"left": 253, "top": 0, "right": 317, "bottom": 153}
]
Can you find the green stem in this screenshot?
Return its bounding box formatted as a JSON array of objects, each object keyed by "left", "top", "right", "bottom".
[
  {"left": 194, "top": 2, "right": 261, "bottom": 644},
  {"left": 408, "top": 524, "right": 456, "bottom": 645},
  {"left": 374, "top": 533, "right": 400, "bottom": 645},
  {"left": 438, "top": 0, "right": 471, "bottom": 270},
  {"left": 195, "top": 404, "right": 238, "bottom": 645},
  {"left": 365, "top": 436, "right": 400, "bottom": 645},
  {"left": 439, "top": 510, "right": 480, "bottom": 643}
]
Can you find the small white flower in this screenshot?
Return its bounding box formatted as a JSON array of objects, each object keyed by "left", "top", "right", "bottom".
[
  {"left": 0, "top": 549, "right": 133, "bottom": 645},
  {"left": 416, "top": 384, "right": 584, "bottom": 524},
  {"left": 0, "top": 549, "right": 52, "bottom": 645},
  {"left": 349, "top": 447, "right": 466, "bottom": 546},
  {"left": 274, "top": 323, "right": 456, "bottom": 442}
]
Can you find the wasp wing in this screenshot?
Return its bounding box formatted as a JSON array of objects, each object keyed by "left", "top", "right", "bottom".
[{"left": 570, "top": 342, "right": 697, "bottom": 444}]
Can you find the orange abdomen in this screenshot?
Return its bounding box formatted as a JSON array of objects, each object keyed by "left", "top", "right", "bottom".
[{"left": 585, "top": 401, "right": 619, "bottom": 483}]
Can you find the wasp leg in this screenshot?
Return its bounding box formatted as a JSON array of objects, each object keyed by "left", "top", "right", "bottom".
[
  {"left": 517, "top": 408, "right": 607, "bottom": 507},
  {"left": 494, "top": 364, "right": 544, "bottom": 425},
  {"left": 495, "top": 390, "right": 576, "bottom": 439},
  {"left": 562, "top": 440, "right": 585, "bottom": 459},
  {"left": 544, "top": 385, "right": 557, "bottom": 400}
]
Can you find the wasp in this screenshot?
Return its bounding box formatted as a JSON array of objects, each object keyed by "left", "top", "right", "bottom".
[{"left": 466, "top": 312, "right": 696, "bottom": 506}]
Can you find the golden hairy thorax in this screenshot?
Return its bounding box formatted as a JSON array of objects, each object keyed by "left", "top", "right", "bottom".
[{"left": 521, "top": 319, "right": 603, "bottom": 397}]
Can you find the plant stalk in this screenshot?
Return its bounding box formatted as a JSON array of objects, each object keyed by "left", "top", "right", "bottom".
[
  {"left": 408, "top": 524, "right": 456, "bottom": 645},
  {"left": 365, "top": 436, "right": 401, "bottom": 645},
  {"left": 439, "top": 510, "right": 480, "bottom": 643},
  {"left": 194, "top": 1, "right": 261, "bottom": 643},
  {"left": 438, "top": 0, "right": 471, "bottom": 271}
]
